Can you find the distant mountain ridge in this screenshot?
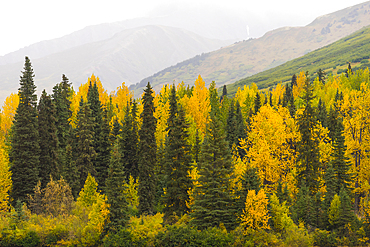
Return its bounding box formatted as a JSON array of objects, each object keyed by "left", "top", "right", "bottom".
[
  {"left": 132, "top": 1, "right": 370, "bottom": 94},
  {"left": 0, "top": 25, "right": 230, "bottom": 102}
]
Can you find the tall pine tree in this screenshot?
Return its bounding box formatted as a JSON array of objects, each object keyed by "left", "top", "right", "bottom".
[
  {"left": 191, "top": 90, "right": 236, "bottom": 230},
  {"left": 38, "top": 90, "right": 58, "bottom": 189},
  {"left": 163, "top": 85, "right": 193, "bottom": 221},
  {"left": 331, "top": 116, "right": 352, "bottom": 193},
  {"left": 104, "top": 142, "right": 129, "bottom": 233},
  {"left": 87, "top": 82, "right": 110, "bottom": 192},
  {"left": 75, "top": 97, "right": 97, "bottom": 192},
  {"left": 138, "top": 82, "right": 157, "bottom": 215},
  {"left": 52, "top": 74, "right": 72, "bottom": 174},
  {"left": 296, "top": 73, "right": 321, "bottom": 194},
  {"left": 10, "top": 57, "right": 40, "bottom": 205}
]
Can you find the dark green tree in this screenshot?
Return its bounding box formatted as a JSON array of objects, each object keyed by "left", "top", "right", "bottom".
[
  {"left": 226, "top": 100, "right": 246, "bottom": 157},
  {"left": 64, "top": 131, "right": 79, "bottom": 198},
  {"left": 75, "top": 97, "right": 97, "bottom": 191},
  {"left": 138, "top": 82, "right": 157, "bottom": 215},
  {"left": 254, "top": 92, "right": 261, "bottom": 114},
  {"left": 38, "top": 90, "right": 58, "bottom": 189},
  {"left": 191, "top": 99, "right": 236, "bottom": 230},
  {"left": 104, "top": 142, "right": 129, "bottom": 233},
  {"left": 10, "top": 57, "right": 40, "bottom": 205},
  {"left": 291, "top": 185, "right": 312, "bottom": 226},
  {"left": 310, "top": 191, "right": 324, "bottom": 229},
  {"left": 193, "top": 129, "right": 201, "bottom": 163},
  {"left": 109, "top": 117, "right": 121, "bottom": 145},
  {"left": 345, "top": 63, "right": 352, "bottom": 77},
  {"left": 317, "top": 69, "right": 326, "bottom": 84},
  {"left": 163, "top": 85, "right": 193, "bottom": 221},
  {"left": 296, "top": 73, "right": 321, "bottom": 194},
  {"left": 120, "top": 101, "right": 139, "bottom": 182},
  {"left": 87, "top": 82, "right": 110, "bottom": 192},
  {"left": 317, "top": 98, "right": 328, "bottom": 128},
  {"left": 323, "top": 164, "right": 337, "bottom": 230},
  {"left": 338, "top": 187, "right": 355, "bottom": 234},
  {"left": 331, "top": 116, "right": 352, "bottom": 193},
  {"left": 220, "top": 85, "right": 227, "bottom": 102},
  {"left": 52, "top": 74, "right": 72, "bottom": 173},
  {"left": 327, "top": 106, "right": 338, "bottom": 141}
]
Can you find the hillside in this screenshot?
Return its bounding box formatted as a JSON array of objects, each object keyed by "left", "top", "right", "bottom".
[
  {"left": 0, "top": 25, "right": 229, "bottom": 102},
  {"left": 226, "top": 25, "right": 370, "bottom": 95},
  {"left": 132, "top": 1, "right": 370, "bottom": 94}
]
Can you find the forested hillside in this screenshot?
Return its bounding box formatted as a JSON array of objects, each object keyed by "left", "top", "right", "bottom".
[
  {"left": 226, "top": 24, "right": 370, "bottom": 95},
  {"left": 1, "top": 56, "right": 370, "bottom": 246}
]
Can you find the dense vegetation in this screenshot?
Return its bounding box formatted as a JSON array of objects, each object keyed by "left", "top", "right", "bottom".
[
  {"left": 226, "top": 25, "right": 370, "bottom": 96},
  {"left": 1, "top": 57, "right": 370, "bottom": 246}
]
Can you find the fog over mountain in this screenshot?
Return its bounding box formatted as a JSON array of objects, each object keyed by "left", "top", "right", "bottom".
[{"left": 0, "top": 25, "right": 230, "bottom": 101}]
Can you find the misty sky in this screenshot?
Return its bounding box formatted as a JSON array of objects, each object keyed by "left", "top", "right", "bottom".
[{"left": 1, "top": 0, "right": 367, "bottom": 56}]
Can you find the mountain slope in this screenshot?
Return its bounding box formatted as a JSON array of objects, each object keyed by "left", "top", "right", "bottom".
[
  {"left": 0, "top": 25, "right": 229, "bottom": 102},
  {"left": 132, "top": 1, "right": 370, "bottom": 93},
  {"left": 226, "top": 25, "right": 370, "bottom": 95}
]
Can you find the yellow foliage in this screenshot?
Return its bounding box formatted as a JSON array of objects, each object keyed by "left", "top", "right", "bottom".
[
  {"left": 0, "top": 146, "right": 11, "bottom": 213},
  {"left": 240, "top": 189, "right": 270, "bottom": 232},
  {"left": 328, "top": 194, "right": 341, "bottom": 226},
  {"left": 340, "top": 82, "right": 370, "bottom": 196},
  {"left": 182, "top": 75, "right": 210, "bottom": 138},
  {"left": 234, "top": 84, "right": 257, "bottom": 117},
  {"left": 186, "top": 163, "right": 199, "bottom": 210},
  {"left": 124, "top": 175, "right": 139, "bottom": 210},
  {"left": 154, "top": 85, "right": 170, "bottom": 147},
  {"left": 293, "top": 71, "right": 306, "bottom": 100},
  {"left": 271, "top": 83, "right": 285, "bottom": 106},
  {"left": 128, "top": 213, "right": 165, "bottom": 244},
  {"left": 111, "top": 82, "right": 133, "bottom": 122},
  {"left": 240, "top": 105, "right": 298, "bottom": 192},
  {"left": 0, "top": 93, "right": 19, "bottom": 139},
  {"left": 269, "top": 193, "right": 294, "bottom": 232}
]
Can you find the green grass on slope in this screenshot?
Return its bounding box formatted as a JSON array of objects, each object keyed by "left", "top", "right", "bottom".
[{"left": 226, "top": 25, "right": 370, "bottom": 96}]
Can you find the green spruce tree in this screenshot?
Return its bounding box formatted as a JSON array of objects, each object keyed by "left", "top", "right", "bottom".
[
  {"left": 191, "top": 92, "right": 236, "bottom": 230},
  {"left": 254, "top": 92, "right": 261, "bottom": 114},
  {"left": 52, "top": 74, "right": 72, "bottom": 167},
  {"left": 10, "top": 57, "right": 40, "bottom": 205},
  {"left": 163, "top": 85, "right": 193, "bottom": 222},
  {"left": 317, "top": 98, "right": 328, "bottom": 128},
  {"left": 331, "top": 116, "right": 352, "bottom": 193},
  {"left": 87, "top": 82, "right": 110, "bottom": 192},
  {"left": 296, "top": 73, "right": 321, "bottom": 194},
  {"left": 38, "top": 90, "right": 58, "bottom": 188},
  {"left": 75, "top": 97, "right": 97, "bottom": 192},
  {"left": 323, "top": 164, "right": 337, "bottom": 230},
  {"left": 104, "top": 142, "right": 129, "bottom": 233},
  {"left": 138, "top": 82, "right": 157, "bottom": 215}
]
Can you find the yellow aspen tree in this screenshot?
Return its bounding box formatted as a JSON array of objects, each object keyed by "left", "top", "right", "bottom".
[
  {"left": 234, "top": 83, "right": 258, "bottom": 118},
  {"left": 271, "top": 83, "right": 285, "bottom": 106},
  {"left": 240, "top": 189, "right": 270, "bottom": 232},
  {"left": 341, "top": 82, "right": 370, "bottom": 208},
  {"left": 0, "top": 146, "right": 11, "bottom": 213},
  {"left": 111, "top": 82, "right": 133, "bottom": 123},
  {"left": 0, "top": 93, "right": 19, "bottom": 138},
  {"left": 182, "top": 75, "right": 210, "bottom": 138},
  {"left": 293, "top": 71, "right": 307, "bottom": 107},
  {"left": 154, "top": 84, "right": 170, "bottom": 147},
  {"left": 240, "top": 105, "right": 298, "bottom": 193}
]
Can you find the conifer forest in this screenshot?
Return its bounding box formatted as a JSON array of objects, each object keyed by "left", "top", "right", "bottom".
[{"left": 2, "top": 57, "right": 370, "bottom": 246}]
